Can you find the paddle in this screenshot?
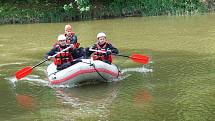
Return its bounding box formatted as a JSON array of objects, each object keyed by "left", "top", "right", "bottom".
[
  {"left": 89, "top": 49, "right": 149, "bottom": 64},
  {"left": 116, "top": 54, "right": 149, "bottom": 64},
  {"left": 15, "top": 45, "right": 73, "bottom": 80}
]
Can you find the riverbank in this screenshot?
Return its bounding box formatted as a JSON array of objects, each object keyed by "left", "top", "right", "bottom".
[{"left": 0, "top": 0, "right": 214, "bottom": 24}]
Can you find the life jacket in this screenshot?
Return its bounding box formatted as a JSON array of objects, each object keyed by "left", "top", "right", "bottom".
[
  {"left": 65, "top": 33, "right": 80, "bottom": 49},
  {"left": 73, "top": 43, "right": 80, "bottom": 49},
  {"left": 53, "top": 46, "right": 73, "bottom": 66},
  {"left": 92, "top": 42, "right": 112, "bottom": 63}
]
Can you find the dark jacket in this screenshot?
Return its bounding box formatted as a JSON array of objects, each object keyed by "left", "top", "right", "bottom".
[
  {"left": 85, "top": 42, "right": 118, "bottom": 58},
  {"left": 45, "top": 44, "right": 76, "bottom": 59},
  {"left": 91, "top": 42, "right": 118, "bottom": 54},
  {"left": 65, "top": 34, "right": 78, "bottom": 44}
]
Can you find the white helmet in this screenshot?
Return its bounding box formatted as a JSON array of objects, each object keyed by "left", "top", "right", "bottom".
[
  {"left": 58, "top": 34, "right": 66, "bottom": 41},
  {"left": 97, "top": 32, "right": 106, "bottom": 39}
]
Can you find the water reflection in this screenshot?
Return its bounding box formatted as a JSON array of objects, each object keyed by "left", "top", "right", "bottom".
[
  {"left": 133, "top": 89, "right": 152, "bottom": 103},
  {"left": 50, "top": 83, "right": 120, "bottom": 121},
  {"left": 16, "top": 94, "right": 35, "bottom": 110},
  {"left": 7, "top": 77, "right": 36, "bottom": 110}
]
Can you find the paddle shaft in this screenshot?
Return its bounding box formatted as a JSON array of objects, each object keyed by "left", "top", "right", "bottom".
[
  {"left": 89, "top": 48, "right": 109, "bottom": 53},
  {"left": 89, "top": 49, "right": 149, "bottom": 64},
  {"left": 15, "top": 45, "right": 73, "bottom": 80},
  {"left": 114, "top": 54, "right": 129, "bottom": 58},
  {"left": 89, "top": 49, "right": 128, "bottom": 57},
  {"left": 33, "top": 45, "right": 73, "bottom": 68},
  {"left": 32, "top": 59, "right": 48, "bottom": 69},
  {"left": 89, "top": 49, "right": 139, "bottom": 57}
]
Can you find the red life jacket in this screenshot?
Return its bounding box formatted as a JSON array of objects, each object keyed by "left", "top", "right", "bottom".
[
  {"left": 73, "top": 43, "right": 80, "bottom": 49},
  {"left": 64, "top": 33, "right": 80, "bottom": 48},
  {"left": 92, "top": 42, "right": 112, "bottom": 63},
  {"left": 54, "top": 46, "right": 73, "bottom": 66}
]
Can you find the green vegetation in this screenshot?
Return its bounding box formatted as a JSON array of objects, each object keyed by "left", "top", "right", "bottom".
[{"left": 0, "top": 0, "right": 214, "bottom": 24}]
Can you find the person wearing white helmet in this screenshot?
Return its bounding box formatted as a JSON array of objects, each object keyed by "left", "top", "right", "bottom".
[
  {"left": 97, "top": 32, "right": 106, "bottom": 38},
  {"left": 52, "top": 24, "right": 84, "bottom": 59},
  {"left": 45, "top": 34, "right": 82, "bottom": 70},
  {"left": 87, "top": 32, "right": 119, "bottom": 64}
]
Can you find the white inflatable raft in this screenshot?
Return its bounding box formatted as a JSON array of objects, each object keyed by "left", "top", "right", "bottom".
[{"left": 46, "top": 59, "right": 120, "bottom": 86}]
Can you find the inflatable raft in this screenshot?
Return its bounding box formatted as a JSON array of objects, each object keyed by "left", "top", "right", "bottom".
[{"left": 46, "top": 59, "right": 120, "bottom": 86}]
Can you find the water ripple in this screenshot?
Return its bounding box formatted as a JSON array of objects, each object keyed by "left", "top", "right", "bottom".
[
  {"left": 52, "top": 87, "right": 119, "bottom": 121},
  {"left": 0, "top": 62, "right": 26, "bottom": 67}
]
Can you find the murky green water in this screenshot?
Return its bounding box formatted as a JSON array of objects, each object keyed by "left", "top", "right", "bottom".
[{"left": 0, "top": 14, "right": 215, "bottom": 121}]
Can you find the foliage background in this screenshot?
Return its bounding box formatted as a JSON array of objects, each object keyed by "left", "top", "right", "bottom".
[{"left": 0, "top": 0, "right": 214, "bottom": 24}]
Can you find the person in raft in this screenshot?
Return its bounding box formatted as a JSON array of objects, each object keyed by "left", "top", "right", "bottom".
[
  {"left": 45, "top": 34, "right": 82, "bottom": 70},
  {"left": 53, "top": 24, "right": 78, "bottom": 47},
  {"left": 53, "top": 24, "right": 85, "bottom": 59},
  {"left": 87, "top": 32, "right": 119, "bottom": 64},
  {"left": 64, "top": 24, "right": 79, "bottom": 47}
]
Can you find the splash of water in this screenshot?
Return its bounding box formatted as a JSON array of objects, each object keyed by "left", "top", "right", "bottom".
[
  {"left": 121, "top": 65, "right": 153, "bottom": 73},
  {"left": 6, "top": 77, "right": 18, "bottom": 87},
  {"left": 111, "top": 65, "right": 153, "bottom": 82},
  {"left": 6, "top": 75, "right": 49, "bottom": 87}
]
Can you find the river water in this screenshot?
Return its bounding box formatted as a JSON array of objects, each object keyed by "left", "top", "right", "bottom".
[{"left": 0, "top": 14, "right": 215, "bottom": 121}]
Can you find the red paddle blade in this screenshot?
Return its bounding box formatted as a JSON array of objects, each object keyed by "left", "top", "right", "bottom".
[
  {"left": 15, "top": 66, "right": 33, "bottom": 80},
  {"left": 130, "top": 54, "right": 149, "bottom": 64}
]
